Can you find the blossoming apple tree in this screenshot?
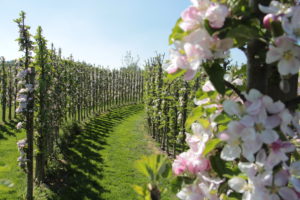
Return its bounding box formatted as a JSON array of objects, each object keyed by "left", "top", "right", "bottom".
[{"left": 145, "top": 0, "right": 300, "bottom": 199}]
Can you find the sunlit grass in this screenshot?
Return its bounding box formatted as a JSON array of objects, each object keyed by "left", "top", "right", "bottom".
[
  {"left": 0, "top": 120, "right": 26, "bottom": 200},
  {"left": 50, "top": 104, "right": 175, "bottom": 200},
  {"left": 0, "top": 105, "right": 175, "bottom": 200}
]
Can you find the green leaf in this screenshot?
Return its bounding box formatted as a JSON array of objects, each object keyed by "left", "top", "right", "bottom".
[
  {"left": 165, "top": 69, "right": 186, "bottom": 82},
  {"left": 170, "top": 177, "right": 184, "bottom": 193},
  {"left": 226, "top": 24, "right": 259, "bottom": 47},
  {"left": 135, "top": 154, "right": 170, "bottom": 182},
  {"left": 170, "top": 176, "right": 195, "bottom": 193},
  {"left": 204, "top": 19, "right": 216, "bottom": 35},
  {"left": 218, "top": 124, "right": 228, "bottom": 132},
  {"left": 203, "top": 62, "right": 226, "bottom": 95},
  {"left": 185, "top": 106, "right": 204, "bottom": 128},
  {"left": 132, "top": 185, "right": 151, "bottom": 200},
  {"left": 198, "top": 118, "right": 210, "bottom": 129},
  {"left": 214, "top": 113, "right": 231, "bottom": 124},
  {"left": 209, "top": 155, "right": 240, "bottom": 178},
  {"left": 169, "top": 18, "right": 189, "bottom": 45},
  {"left": 203, "top": 138, "right": 222, "bottom": 156},
  {"left": 270, "top": 21, "right": 284, "bottom": 37}
]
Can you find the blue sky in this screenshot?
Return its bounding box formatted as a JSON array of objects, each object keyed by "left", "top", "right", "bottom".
[{"left": 0, "top": 0, "right": 246, "bottom": 68}]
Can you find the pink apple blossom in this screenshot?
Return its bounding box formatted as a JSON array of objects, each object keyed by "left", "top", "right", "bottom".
[
  {"left": 202, "top": 80, "right": 215, "bottom": 92},
  {"left": 263, "top": 13, "right": 278, "bottom": 30},
  {"left": 205, "top": 3, "right": 229, "bottom": 28},
  {"left": 16, "top": 122, "right": 23, "bottom": 129},
  {"left": 266, "top": 36, "right": 300, "bottom": 76},
  {"left": 180, "top": 6, "right": 202, "bottom": 31},
  {"left": 185, "top": 123, "right": 210, "bottom": 154},
  {"left": 263, "top": 170, "right": 299, "bottom": 200},
  {"left": 259, "top": 1, "right": 292, "bottom": 15},
  {"left": 17, "top": 139, "right": 27, "bottom": 149},
  {"left": 163, "top": 48, "right": 188, "bottom": 74},
  {"left": 282, "top": 5, "right": 300, "bottom": 39},
  {"left": 177, "top": 184, "right": 205, "bottom": 200},
  {"left": 265, "top": 140, "right": 295, "bottom": 170},
  {"left": 172, "top": 150, "right": 210, "bottom": 175}
]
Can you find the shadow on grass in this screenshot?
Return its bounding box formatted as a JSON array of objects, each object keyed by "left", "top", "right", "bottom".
[
  {"left": 0, "top": 120, "right": 19, "bottom": 139},
  {"left": 48, "top": 104, "right": 143, "bottom": 200}
]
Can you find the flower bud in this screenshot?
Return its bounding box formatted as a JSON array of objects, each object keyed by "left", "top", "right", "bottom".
[{"left": 263, "top": 13, "right": 276, "bottom": 30}]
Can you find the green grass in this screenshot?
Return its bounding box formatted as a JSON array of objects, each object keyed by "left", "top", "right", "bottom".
[
  {"left": 0, "top": 120, "right": 26, "bottom": 200},
  {"left": 0, "top": 104, "right": 176, "bottom": 200},
  {"left": 49, "top": 104, "right": 175, "bottom": 200}
]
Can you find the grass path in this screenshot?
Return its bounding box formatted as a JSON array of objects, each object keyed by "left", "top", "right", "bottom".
[
  {"left": 0, "top": 121, "right": 26, "bottom": 200},
  {"left": 53, "top": 105, "right": 164, "bottom": 200}
]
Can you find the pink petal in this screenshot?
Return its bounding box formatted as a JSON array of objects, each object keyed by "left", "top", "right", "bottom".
[
  {"left": 274, "top": 170, "right": 289, "bottom": 186},
  {"left": 266, "top": 46, "right": 282, "bottom": 64},
  {"left": 265, "top": 115, "right": 281, "bottom": 129},
  {"left": 278, "top": 59, "right": 293, "bottom": 75},
  {"left": 276, "top": 36, "right": 294, "bottom": 51},
  {"left": 279, "top": 187, "right": 298, "bottom": 200},
  {"left": 291, "top": 176, "right": 300, "bottom": 192},
  {"left": 266, "top": 100, "right": 285, "bottom": 114},
  {"left": 184, "top": 69, "right": 197, "bottom": 81}
]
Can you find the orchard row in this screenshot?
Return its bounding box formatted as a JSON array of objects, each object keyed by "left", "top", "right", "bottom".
[{"left": 10, "top": 11, "right": 143, "bottom": 200}]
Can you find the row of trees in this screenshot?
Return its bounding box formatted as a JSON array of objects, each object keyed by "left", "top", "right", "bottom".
[
  {"left": 144, "top": 55, "right": 203, "bottom": 157},
  {"left": 12, "top": 11, "right": 144, "bottom": 200},
  {"left": 0, "top": 59, "right": 19, "bottom": 122}
]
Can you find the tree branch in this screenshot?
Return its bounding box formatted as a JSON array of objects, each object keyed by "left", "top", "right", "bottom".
[
  {"left": 284, "top": 96, "right": 300, "bottom": 109},
  {"left": 224, "top": 80, "right": 246, "bottom": 102}
]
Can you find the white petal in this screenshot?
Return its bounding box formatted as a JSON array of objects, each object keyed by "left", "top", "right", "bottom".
[
  {"left": 242, "top": 191, "right": 252, "bottom": 200},
  {"left": 291, "top": 176, "right": 300, "bottom": 192},
  {"left": 246, "top": 89, "right": 262, "bottom": 102},
  {"left": 202, "top": 80, "right": 215, "bottom": 92},
  {"left": 282, "top": 17, "right": 293, "bottom": 36},
  {"left": 242, "top": 138, "right": 262, "bottom": 162},
  {"left": 240, "top": 115, "right": 255, "bottom": 127},
  {"left": 228, "top": 177, "right": 246, "bottom": 193},
  {"left": 240, "top": 127, "right": 256, "bottom": 141},
  {"left": 266, "top": 100, "right": 285, "bottom": 114},
  {"left": 194, "top": 97, "right": 210, "bottom": 106},
  {"left": 223, "top": 100, "right": 241, "bottom": 116},
  {"left": 265, "top": 115, "right": 281, "bottom": 129},
  {"left": 270, "top": 194, "right": 281, "bottom": 200},
  {"left": 261, "top": 129, "right": 279, "bottom": 144},
  {"left": 289, "top": 58, "right": 300, "bottom": 75},
  {"left": 191, "top": 123, "right": 203, "bottom": 135},
  {"left": 278, "top": 59, "right": 293, "bottom": 75},
  {"left": 279, "top": 109, "right": 293, "bottom": 124},
  {"left": 256, "top": 149, "right": 267, "bottom": 165},
  {"left": 276, "top": 36, "right": 294, "bottom": 51},
  {"left": 221, "top": 144, "right": 241, "bottom": 161},
  {"left": 290, "top": 161, "right": 300, "bottom": 176},
  {"left": 238, "top": 162, "right": 257, "bottom": 177},
  {"left": 274, "top": 170, "right": 289, "bottom": 186},
  {"left": 246, "top": 101, "right": 263, "bottom": 116},
  {"left": 258, "top": 4, "right": 278, "bottom": 14},
  {"left": 278, "top": 187, "right": 298, "bottom": 200},
  {"left": 266, "top": 46, "right": 282, "bottom": 63},
  {"left": 228, "top": 121, "right": 244, "bottom": 136},
  {"left": 262, "top": 95, "right": 273, "bottom": 106},
  {"left": 184, "top": 69, "right": 197, "bottom": 81},
  {"left": 242, "top": 144, "right": 255, "bottom": 162}
]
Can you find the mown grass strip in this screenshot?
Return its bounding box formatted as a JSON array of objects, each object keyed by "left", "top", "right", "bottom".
[{"left": 50, "top": 104, "right": 166, "bottom": 200}]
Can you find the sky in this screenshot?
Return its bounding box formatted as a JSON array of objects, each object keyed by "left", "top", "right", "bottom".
[{"left": 0, "top": 0, "right": 246, "bottom": 68}]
